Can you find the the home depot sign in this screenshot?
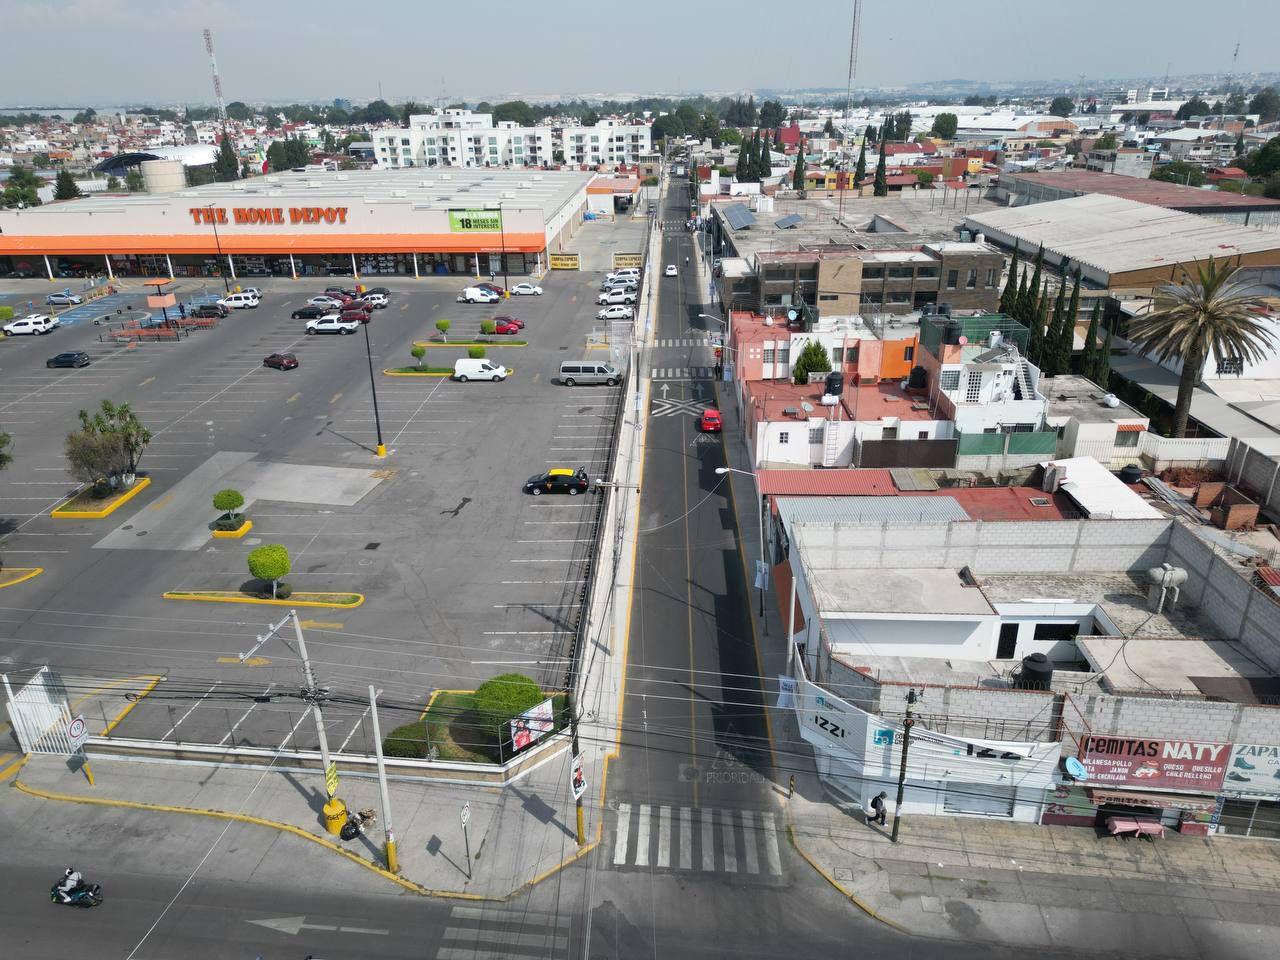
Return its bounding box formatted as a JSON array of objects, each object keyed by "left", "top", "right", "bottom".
[{"left": 188, "top": 206, "right": 349, "bottom": 226}]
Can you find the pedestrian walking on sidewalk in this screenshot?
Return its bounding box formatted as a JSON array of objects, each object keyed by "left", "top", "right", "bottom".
[{"left": 866, "top": 791, "right": 888, "bottom": 826}]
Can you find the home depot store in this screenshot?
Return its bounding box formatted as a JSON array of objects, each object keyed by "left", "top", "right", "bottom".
[{"left": 0, "top": 167, "right": 593, "bottom": 279}]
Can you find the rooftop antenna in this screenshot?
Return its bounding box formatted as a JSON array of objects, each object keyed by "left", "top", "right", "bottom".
[
  {"left": 837, "top": 0, "right": 862, "bottom": 221},
  {"left": 1223, "top": 42, "right": 1239, "bottom": 127},
  {"left": 203, "top": 28, "right": 226, "bottom": 122}
]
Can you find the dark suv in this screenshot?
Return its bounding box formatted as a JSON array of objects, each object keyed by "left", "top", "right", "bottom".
[{"left": 192, "top": 303, "right": 229, "bottom": 319}]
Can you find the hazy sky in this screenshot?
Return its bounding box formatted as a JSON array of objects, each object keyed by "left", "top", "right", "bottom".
[{"left": 4, "top": 0, "right": 1273, "bottom": 106}]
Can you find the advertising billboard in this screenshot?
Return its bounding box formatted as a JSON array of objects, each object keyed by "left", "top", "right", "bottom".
[
  {"left": 449, "top": 209, "right": 503, "bottom": 233},
  {"left": 510, "top": 697, "right": 555, "bottom": 753},
  {"left": 1081, "top": 737, "right": 1229, "bottom": 791},
  {"left": 1223, "top": 743, "right": 1280, "bottom": 797}
]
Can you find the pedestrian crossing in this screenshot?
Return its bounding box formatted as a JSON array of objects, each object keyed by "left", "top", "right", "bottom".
[
  {"left": 434, "top": 905, "right": 570, "bottom": 960},
  {"left": 654, "top": 337, "right": 712, "bottom": 348},
  {"left": 609, "top": 803, "right": 784, "bottom": 877},
  {"left": 651, "top": 366, "right": 717, "bottom": 380}
]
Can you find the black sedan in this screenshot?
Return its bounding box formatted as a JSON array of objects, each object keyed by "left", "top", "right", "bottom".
[
  {"left": 263, "top": 352, "right": 299, "bottom": 370},
  {"left": 291, "top": 305, "right": 330, "bottom": 320},
  {"left": 47, "top": 351, "right": 91, "bottom": 369},
  {"left": 523, "top": 467, "right": 590, "bottom": 496}
]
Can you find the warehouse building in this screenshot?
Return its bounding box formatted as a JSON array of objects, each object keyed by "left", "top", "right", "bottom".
[{"left": 0, "top": 167, "right": 594, "bottom": 280}]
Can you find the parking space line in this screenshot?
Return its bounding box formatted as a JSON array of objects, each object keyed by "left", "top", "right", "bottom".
[
  {"left": 164, "top": 681, "right": 220, "bottom": 741},
  {"left": 218, "top": 684, "right": 274, "bottom": 745},
  {"left": 278, "top": 711, "right": 310, "bottom": 751},
  {"left": 338, "top": 706, "right": 372, "bottom": 753},
  {"left": 501, "top": 579, "right": 586, "bottom": 584}
]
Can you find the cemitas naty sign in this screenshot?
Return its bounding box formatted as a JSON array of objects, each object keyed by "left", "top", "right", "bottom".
[{"left": 188, "top": 206, "right": 349, "bottom": 226}]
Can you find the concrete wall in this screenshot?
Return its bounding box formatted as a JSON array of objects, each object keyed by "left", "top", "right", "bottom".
[
  {"left": 1225, "top": 437, "right": 1280, "bottom": 516},
  {"left": 826, "top": 615, "right": 997, "bottom": 660},
  {"left": 795, "top": 518, "right": 1173, "bottom": 574},
  {"left": 879, "top": 682, "right": 1061, "bottom": 743},
  {"left": 1070, "top": 691, "right": 1280, "bottom": 744}
]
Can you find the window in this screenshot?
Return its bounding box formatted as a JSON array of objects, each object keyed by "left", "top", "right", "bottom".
[
  {"left": 966, "top": 269, "right": 977, "bottom": 289},
  {"left": 400, "top": 138, "right": 410, "bottom": 146},
  {"left": 916, "top": 266, "right": 938, "bottom": 279},
  {"left": 778, "top": 431, "right": 790, "bottom": 444},
  {"left": 762, "top": 346, "right": 775, "bottom": 362},
  {"left": 965, "top": 371, "right": 983, "bottom": 402},
  {"left": 819, "top": 293, "right": 839, "bottom": 302},
  {"left": 888, "top": 267, "right": 914, "bottom": 279},
  {"left": 488, "top": 137, "right": 497, "bottom": 144},
  {"left": 918, "top": 430, "right": 930, "bottom": 439},
  {"left": 888, "top": 291, "right": 910, "bottom": 304},
  {"left": 862, "top": 292, "right": 882, "bottom": 305},
  {"left": 808, "top": 426, "right": 824, "bottom": 444},
  {"left": 946, "top": 270, "right": 958, "bottom": 289},
  {"left": 776, "top": 347, "right": 790, "bottom": 364},
  {"left": 831, "top": 347, "right": 844, "bottom": 363},
  {"left": 862, "top": 267, "right": 883, "bottom": 280},
  {"left": 940, "top": 369, "right": 961, "bottom": 391},
  {"left": 903, "top": 345, "right": 914, "bottom": 361},
  {"left": 1115, "top": 429, "right": 1141, "bottom": 448},
  {"left": 986, "top": 268, "right": 998, "bottom": 287}
]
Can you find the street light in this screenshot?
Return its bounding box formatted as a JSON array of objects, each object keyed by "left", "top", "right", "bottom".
[
  {"left": 715, "top": 466, "right": 767, "bottom": 623},
  {"left": 498, "top": 199, "right": 509, "bottom": 297},
  {"left": 204, "top": 202, "right": 231, "bottom": 293},
  {"left": 361, "top": 320, "right": 386, "bottom": 458}
]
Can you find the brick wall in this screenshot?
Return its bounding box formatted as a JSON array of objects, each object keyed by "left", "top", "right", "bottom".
[{"left": 879, "top": 681, "right": 1061, "bottom": 742}]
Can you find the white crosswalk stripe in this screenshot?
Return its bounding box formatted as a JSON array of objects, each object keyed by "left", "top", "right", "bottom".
[
  {"left": 656, "top": 337, "right": 712, "bottom": 347},
  {"left": 609, "top": 804, "right": 783, "bottom": 877},
  {"left": 436, "top": 904, "right": 571, "bottom": 960},
  {"left": 650, "top": 367, "right": 715, "bottom": 381}
]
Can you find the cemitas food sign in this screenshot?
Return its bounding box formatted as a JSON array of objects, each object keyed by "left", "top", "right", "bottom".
[
  {"left": 188, "top": 206, "right": 349, "bottom": 226},
  {"left": 1082, "top": 737, "right": 1229, "bottom": 790}
]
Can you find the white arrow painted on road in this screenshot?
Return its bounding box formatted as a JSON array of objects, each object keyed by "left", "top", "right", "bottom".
[
  {"left": 660, "top": 383, "right": 670, "bottom": 399},
  {"left": 248, "top": 916, "right": 389, "bottom": 936}
]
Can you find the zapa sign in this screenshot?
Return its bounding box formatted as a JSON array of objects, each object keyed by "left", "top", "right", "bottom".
[{"left": 188, "top": 206, "right": 349, "bottom": 226}]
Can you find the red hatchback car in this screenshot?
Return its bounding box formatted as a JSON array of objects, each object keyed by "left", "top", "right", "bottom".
[
  {"left": 492, "top": 315, "right": 525, "bottom": 329},
  {"left": 493, "top": 319, "right": 522, "bottom": 335},
  {"left": 340, "top": 309, "right": 372, "bottom": 324},
  {"left": 700, "top": 409, "right": 722, "bottom": 432},
  {"left": 263, "top": 352, "right": 299, "bottom": 370}
]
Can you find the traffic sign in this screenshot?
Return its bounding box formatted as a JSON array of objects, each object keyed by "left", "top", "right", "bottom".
[
  {"left": 324, "top": 762, "right": 339, "bottom": 797},
  {"left": 67, "top": 715, "right": 88, "bottom": 751},
  {"left": 461, "top": 801, "right": 471, "bottom": 827}
]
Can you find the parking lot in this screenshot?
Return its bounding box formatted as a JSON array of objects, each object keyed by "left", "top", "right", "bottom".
[{"left": 0, "top": 266, "right": 624, "bottom": 750}]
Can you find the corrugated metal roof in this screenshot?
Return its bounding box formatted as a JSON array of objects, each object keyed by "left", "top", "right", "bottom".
[
  {"left": 757, "top": 469, "right": 895, "bottom": 497},
  {"left": 776, "top": 495, "right": 971, "bottom": 527},
  {"left": 890, "top": 467, "right": 940, "bottom": 491}
]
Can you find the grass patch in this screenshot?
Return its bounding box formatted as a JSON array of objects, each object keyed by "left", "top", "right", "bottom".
[
  {"left": 383, "top": 691, "right": 567, "bottom": 764},
  {"left": 385, "top": 366, "right": 454, "bottom": 375},
  {"left": 414, "top": 339, "right": 527, "bottom": 348}
]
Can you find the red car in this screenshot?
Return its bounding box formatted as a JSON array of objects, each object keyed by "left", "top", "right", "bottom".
[
  {"left": 700, "top": 409, "right": 722, "bottom": 432},
  {"left": 493, "top": 319, "right": 522, "bottom": 335},
  {"left": 340, "top": 309, "right": 372, "bottom": 324},
  {"left": 492, "top": 315, "right": 525, "bottom": 330},
  {"left": 263, "top": 352, "right": 299, "bottom": 370}
]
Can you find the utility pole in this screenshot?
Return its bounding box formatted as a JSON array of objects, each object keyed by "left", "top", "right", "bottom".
[
  {"left": 889, "top": 688, "right": 919, "bottom": 844},
  {"left": 240, "top": 611, "right": 346, "bottom": 834},
  {"left": 368, "top": 685, "right": 398, "bottom": 873}
]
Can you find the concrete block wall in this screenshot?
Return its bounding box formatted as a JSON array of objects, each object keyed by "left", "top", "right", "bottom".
[
  {"left": 1165, "top": 520, "right": 1280, "bottom": 672},
  {"left": 820, "top": 650, "right": 881, "bottom": 713},
  {"left": 1225, "top": 437, "right": 1280, "bottom": 515},
  {"left": 878, "top": 682, "right": 1060, "bottom": 743},
  {"left": 1072, "top": 692, "right": 1280, "bottom": 745},
  {"left": 795, "top": 518, "right": 1173, "bottom": 575},
  {"left": 956, "top": 453, "right": 1051, "bottom": 473}
]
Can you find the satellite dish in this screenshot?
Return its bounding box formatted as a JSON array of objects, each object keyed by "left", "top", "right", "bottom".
[
  {"left": 801, "top": 402, "right": 814, "bottom": 413},
  {"left": 958, "top": 335, "right": 968, "bottom": 345},
  {"left": 1064, "top": 757, "right": 1088, "bottom": 780},
  {"left": 787, "top": 309, "right": 798, "bottom": 322}
]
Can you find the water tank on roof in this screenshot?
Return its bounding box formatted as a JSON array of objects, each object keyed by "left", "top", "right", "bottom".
[
  {"left": 908, "top": 365, "right": 928, "bottom": 389},
  {"left": 1119, "top": 464, "right": 1143, "bottom": 485},
  {"left": 1015, "top": 653, "right": 1054, "bottom": 691},
  {"left": 139, "top": 159, "right": 184, "bottom": 194},
  {"left": 944, "top": 321, "right": 962, "bottom": 345},
  {"left": 825, "top": 371, "right": 844, "bottom": 396},
  {"left": 937, "top": 302, "right": 953, "bottom": 317}
]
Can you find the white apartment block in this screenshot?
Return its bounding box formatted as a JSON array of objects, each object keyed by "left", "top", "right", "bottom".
[{"left": 373, "top": 109, "right": 650, "bottom": 170}]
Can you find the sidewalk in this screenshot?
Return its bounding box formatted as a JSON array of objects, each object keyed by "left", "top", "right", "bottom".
[
  {"left": 712, "top": 381, "right": 1280, "bottom": 959},
  {"left": 11, "top": 747, "right": 590, "bottom": 901}
]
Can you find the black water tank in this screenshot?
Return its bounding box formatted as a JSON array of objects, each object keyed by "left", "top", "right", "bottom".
[
  {"left": 937, "top": 302, "right": 953, "bottom": 317},
  {"left": 1119, "top": 464, "right": 1143, "bottom": 485},
  {"left": 1016, "top": 653, "right": 1054, "bottom": 691},
  {"left": 825, "top": 371, "right": 844, "bottom": 395},
  {"left": 944, "top": 321, "right": 962, "bottom": 345},
  {"left": 908, "top": 365, "right": 928, "bottom": 389}
]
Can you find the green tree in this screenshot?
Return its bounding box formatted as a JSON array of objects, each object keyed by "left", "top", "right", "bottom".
[
  {"left": 736, "top": 135, "right": 753, "bottom": 181},
  {"left": 64, "top": 431, "right": 128, "bottom": 496},
  {"left": 1246, "top": 137, "right": 1280, "bottom": 178},
  {"left": 1, "top": 166, "right": 42, "bottom": 208},
  {"left": 225, "top": 101, "right": 252, "bottom": 121},
  {"left": 756, "top": 129, "right": 771, "bottom": 178},
  {"left": 1041, "top": 280, "right": 1066, "bottom": 375},
  {"left": 212, "top": 488, "right": 245, "bottom": 521},
  {"left": 1264, "top": 174, "right": 1280, "bottom": 200},
  {"left": 1000, "top": 246, "right": 1019, "bottom": 315},
  {"left": 77, "top": 400, "right": 151, "bottom": 479},
  {"left": 1079, "top": 298, "right": 1101, "bottom": 379},
  {"left": 822, "top": 117, "right": 836, "bottom": 138},
  {"left": 1128, "top": 258, "right": 1275, "bottom": 436},
  {"left": 435, "top": 318, "right": 451, "bottom": 341},
  {"left": 473, "top": 673, "right": 545, "bottom": 744},
  {"left": 1249, "top": 86, "right": 1280, "bottom": 124},
  {"left": 32, "top": 153, "right": 52, "bottom": 169},
  {"left": 411, "top": 344, "right": 427, "bottom": 368},
  {"left": 792, "top": 143, "right": 805, "bottom": 190},
  {"left": 1093, "top": 131, "right": 1118, "bottom": 150},
  {"left": 105, "top": 174, "right": 120, "bottom": 191},
  {"left": 1152, "top": 160, "right": 1206, "bottom": 187},
  {"left": 468, "top": 345, "right": 487, "bottom": 359},
  {"left": 651, "top": 113, "right": 685, "bottom": 142},
  {"left": 792, "top": 339, "right": 832, "bottom": 385},
  {"left": 1027, "top": 245, "right": 1045, "bottom": 311},
  {"left": 853, "top": 138, "right": 867, "bottom": 183},
  {"left": 894, "top": 110, "right": 913, "bottom": 142},
  {"left": 1016, "top": 273, "right": 1030, "bottom": 324},
  {"left": 759, "top": 99, "right": 785, "bottom": 130},
  {"left": 53, "top": 169, "right": 81, "bottom": 200},
  {"left": 581, "top": 110, "right": 600, "bottom": 127},
  {"left": 743, "top": 95, "right": 757, "bottom": 126},
  {"left": 493, "top": 100, "right": 537, "bottom": 126},
  {"left": 1235, "top": 131, "right": 1246, "bottom": 158},
  {"left": 214, "top": 133, "right": 240, "bottom": 182},
  {"left": 358, "top": 99, "right": 396, "bottom": 123},
  {"left": 872, "top": 138, "right": 887, "bottom": 196},
  {"left": 72, "top": 107, "right": 97, "bottom": 124},
  {"left": 1049, "top": 95, "right": 1076, "bottom": 118},
  {"left": 914, "top": 170, "right": 935, "bottom": 186},
  {"left": 124, "top": 168, "right": 145, "bottom": 192},
  {"left": 0, "top": 431, "right": 13, "bottom": 473},
  {"left": 247, "top": 544, "right": 291, "bottom": 598},
  {"left": 930, "top": 112, "right": 958, "bottom": 139},
  {"left": 1175, "top": 96, "right": 1211, "bottom": 121},
  {"left": 1027, "top": 279, "right": 1048, "bottom": 363},
  {"left": 1093, "top": 318, "right": 1113, "bottom": 388}
]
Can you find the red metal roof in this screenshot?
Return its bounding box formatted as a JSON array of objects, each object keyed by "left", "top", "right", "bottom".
[
  {"left": 1116, "top": 423, "right": 1147, "bottom": 432},
  {"left": 901, "top": 486, "right": 1074, "bottom": 520},
  {"left": 1256, "top": 567, "right": 1280, "bottom": 587},
  {"left": 757, "top": 469, "right": 896, "bottom": 497}
]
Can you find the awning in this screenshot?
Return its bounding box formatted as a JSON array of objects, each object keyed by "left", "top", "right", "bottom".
[
  {"left": 1115, "top": 423, "right": 1147, "bottom": 433},
  {"left": 1088, "top": 788, "right": 1218, "bottom": 813}
]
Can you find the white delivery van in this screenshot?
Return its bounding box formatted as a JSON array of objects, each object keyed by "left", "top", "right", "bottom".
[{"left": 453, "top": 358, "right": 509, "bottom": 382}]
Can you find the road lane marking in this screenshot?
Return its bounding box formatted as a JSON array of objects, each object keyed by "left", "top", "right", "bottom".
[
  {"left": 219, "top": 684, "right": 273, "bottom": 745},
  {"left": 635, "top": 803, "right": 651, "bottom": 866},
  {"left": 216, "top": 656, "right": 270, "bottom": 666},
  {"left": 164, "top": 681, "right": 219, "bottom": 740},
  {"left": 679, "top": 807, "right": 692, "bottom": 869},
  {"left": 287, "top": 392, "right": 301, "bottom": 404},
  {"left": 741, "top": 810, "right": 759, "bottom": 874},
  {"left": 330, "top": 392, "right": 342, "bottom": 404},
  {"left": 721, "top": 811, "right": 738, "bottom": 873},
  {"left": 762, "top": 813, "right": 782, "bottom": 875},
  {"left": 613, "top": 802, "right": 631, "bottom": 864},
  {"left": 138, "top": 377, "right": 155, "bottom": 387},
  {"left": 657, "top": 805, "right": 671, "bottom": 868},
  {"left": 299, "top": 619, "right": 343, "bottom": 629},
  {"left": 701, "top": 809, "right": 714, "bottom": 871}
]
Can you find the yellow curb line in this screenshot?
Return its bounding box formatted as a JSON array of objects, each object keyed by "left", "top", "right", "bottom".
[
  {"left": 783, "top": 808, "right": 905, "bottom": 931},
  {"left": 211, "top": 519, "right": 253, "bottom": 539},
  {"left": 383, "top": 369, "right": 452, "bottom": 377},
  {"left": 0, "top": 567, "right": 44, "bottom": 589},
  {"left": 51, "top": 476, "right": 152, "bottom": 519},
  {"left": 10, "top": 778, "right": 501, "bottom": 902},
  {"left": 99, "top": 675, "right": 162, "bottom": 737},
  {"left": 0, "top": 754, "right": 29, "bottom": 783},
  {"left": 412, "top": 341, "right": 528, "bottom": 349},
  {"left": 163, "top": 591, "right": 365, "bottom": 609}
]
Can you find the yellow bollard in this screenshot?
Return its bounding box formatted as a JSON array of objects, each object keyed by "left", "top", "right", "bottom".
[
  {"left": 385, "top": 839, "right": 398, "bottom": 873},
  {"left": 323, "top": 797, "right": 348, "bottom": 836}
]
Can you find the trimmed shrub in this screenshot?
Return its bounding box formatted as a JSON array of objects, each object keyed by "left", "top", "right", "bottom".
[
  {"left": 212, "top": 488, "right": 244, "bottom": 520},
  {"left": 473, "top": 673, "right": 543, "bottom": 731},
  {"left": 480, "top": 319, "right": 496, "bottom": 335},
  {"left": 411, "top": 344, "right": 427, "bottom": 368},
  {"left": 247, "top": 543, "right": 290, "bottom": 598},
  {"left": 383, "top": 719, "right": 429, "bottom": 759},
  {"left": 468, "top": 345, "right": 487, "bottom": 359},
  {"left": 0, "top": 306, "right": 13, "bottom": 321}
]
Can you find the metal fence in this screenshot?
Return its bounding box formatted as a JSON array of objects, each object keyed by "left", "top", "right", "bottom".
[{"left": 2, "top": 667, "right": 74, "bottom": 755}]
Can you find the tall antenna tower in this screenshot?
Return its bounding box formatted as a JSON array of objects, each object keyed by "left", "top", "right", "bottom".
[
  {"left": 203, "top": 28, "right": 227, "bottom": 122},
  {"left": 837, "top": 0, "right": 863, "bottom": 220}
]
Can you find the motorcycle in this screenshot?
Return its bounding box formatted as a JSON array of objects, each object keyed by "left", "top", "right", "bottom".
[{"left": 50, "top": 881, "right": 103, "bottom": 908}]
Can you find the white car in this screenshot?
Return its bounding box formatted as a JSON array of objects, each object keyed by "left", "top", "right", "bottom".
[
  {"left": 597, "top": 304, "right": 634, "bottom": 321},
  {"left": 510, "top": 283, "right": 543, "bottom": 296},
  {"left": 361, "top": 293, "right": 389, "bottom": 309},
  {"left": 458, "top": 286, "right": 500, "bottom": 304},
  {"left": 238, "top": 287, "right": 262, "bottom": 299},
  {"left": 596, "top": 289, "right": 637, "bottom": 306},
  {"left": 606, "top": 269, "right": 640, "bottom": 283},
  {"left": 218, "top": 292, "right": 260, "bottom": 310},
  {"left": 664, "top": 265, "right": 677, "bottom": 277},
  {"left": 4, "top": 314, "right": 57, "bottom": 335},
  {"left": 305, "top": 315, "right": 359, "bottom": 335},
  {"left": 46, "top": 292, "right": 84, "bottom": 306},
  {"left": 308, "top": 295, "right": 345, "bottom": 309}
]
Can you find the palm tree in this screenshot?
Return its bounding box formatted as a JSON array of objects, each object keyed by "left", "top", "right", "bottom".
[{"left": 1127, "top": 258, "right": 1275, "bottom": 437}]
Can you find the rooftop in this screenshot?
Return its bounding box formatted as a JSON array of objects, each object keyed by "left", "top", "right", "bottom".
[
  {"left": 743, "top": 380, "right": 853, "bottom": 421},
  {"left": 901, "top": 485, "right": 1076, "bottom": 521},
  {"left": 1076, "top": 636, "right": 1277, "bottom": 700},
  {"left": 1002, "top": 169, "right": 1280, "bottom": 212},
  {"left": 846, "top": 381, "right": 937, "bottom": 421},
  {"left": 800, "top": 562, "right": 996, "bottom": 617},
  {"left": 1040, "top": 374, "right": 1148, "bottom": 424},
  {"left": 964, "top": 193, "right": 1280, "bottom": 281}
]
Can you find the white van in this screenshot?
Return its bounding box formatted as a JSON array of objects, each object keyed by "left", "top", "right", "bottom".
[
  {"left": 218, "top": 292, "right": 260, "bottom": 309},
  {"left": 453, "top": 358, "right": 509, "bottom": 382},
  {"left": 457, "top": 286, "right": 499, "bottom": 304},
  {"left": 559, "top": 360, "right": 620, "bottom": 386}
]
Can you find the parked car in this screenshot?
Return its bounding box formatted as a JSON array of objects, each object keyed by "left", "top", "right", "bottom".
[
  {"left": 239, "top": 287, "right": 262, "bottom": 299},
  {"left": 46, "top": 351, "right": 91, "bottom": 368},
  {"left": 523, "top": 467, "right": 590, "bottom": 496},
  {"left": 601, "top": 278, "right": 638, "bottom": 292},
  {"left": 492, "top": 318, "right": 521, "bottom": 335},
  {"left": 364, "top": 286, "right": 390, "bottom": 297},
  {"left": 218, "top": 292, "right": 260, "bottom": 310},
  {"left": 665, "top": 264, "right": 678, "bottom": 277},
  {"left": 360, "top": 293, "right": 389, "bottom": 309},
  {"left": 291, "top": 305, "right": 330, "bottom": 320},
  {"left": 492, "top": 315, "right": 525, "bottom": 330},
  {"left": 4, "top": 314, "right": 56, "bottom": 336},
  {"left": 597, "top": 304, "right": 634, "bottom": 321},
  {"left": 458, "top": 286, "right": 500, "bottom": 304},
  {"left": 700, "top": 409, "right": 722, "bottom": 432},
  {"left": 46, "top": 292, "right": 84, "bottom": 306},
  {"left": 510, "top": 283, "right": 542, "bottom": 296},
  {"left": 325, "top": 286, "right": 357, "bottom": 299},
  {"left": 193, "top": 303, "right": 230, "bottom": 319},
  {"left": 453, "top": 358, "right": 509, "bottom": 382},
  {"left": 340, "top": 308, "right": 373, "bottom": 324},
  {"left": 477, "top": 282, "right": 505, "bottom": 296},
  {"left": 263, "top": 352, "right": 299, "bottom": 370},
  {"left": 596, "top": 289, "right": 636, "bottom": 306},
  {"left": 307, "top": 296, "right": 345, "bottom": 309},
  {"left": 606, "top": 268, "right": 640, "bottom": 283},
  {"left": 305, "top": 316, "right": 359, "bottom": 335}
]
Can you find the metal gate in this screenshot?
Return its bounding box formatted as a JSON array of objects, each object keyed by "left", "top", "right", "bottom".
[{"left": 2, "top": 667, "right": 74, "bottom": 755}]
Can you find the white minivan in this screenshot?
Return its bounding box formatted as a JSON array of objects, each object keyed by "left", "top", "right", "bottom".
[
  {"left": 218, "top": 292, "right": 260, "bottom": 309},
  {"left": 453, "top": 358, "right": 509, "bottom": 382}
]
